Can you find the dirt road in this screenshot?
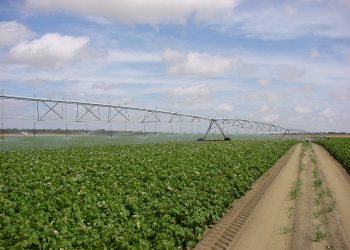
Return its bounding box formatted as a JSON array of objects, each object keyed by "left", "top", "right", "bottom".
[{"left": 195, "top": 143, "right": 350, "bottom": 250}]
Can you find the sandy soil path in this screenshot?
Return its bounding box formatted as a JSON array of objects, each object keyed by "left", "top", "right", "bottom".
[
  {"left": 313, "top": 143, "right": 350, "bottom": 247},
  {"left": 195, "top": 143, "right": 350, "bottom": 250}
]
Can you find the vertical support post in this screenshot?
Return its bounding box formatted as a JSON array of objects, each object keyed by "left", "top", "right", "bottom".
[
  {"left": 125, "top": 104, "right": 127, "bottom": 135},
  {"left": 143, "top": 106, "right": 145, "bottom": 137},
  {"left": 191, "top": 119, "right": 193, "bottom": 135},
  {"left": 154, "top": 109, "right": 156, "bottom": 135},
  {"left": 110, "top": 122, "right": 113, "bottom": 138},
  {"left": 33, "top": 94, "right": 36, "bottom": 137},
  {"left": 1, "top": 90, "right": 4, "bottom": 141},
  {"left": 85, "top": 100, "right": 88, "bottom": 135},
  {"left": 63, "top": 96, "right": 67, "bottom": 139},
  {"left": 171, "top": 121, "right": 173, "bottom": 136}
]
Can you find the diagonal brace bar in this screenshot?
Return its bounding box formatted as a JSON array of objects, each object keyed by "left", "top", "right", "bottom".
[
  {"left": 108, "top": 106, "right": 130, "bottom": 122},
  {"left": 77, "top": 104, "right": 100, "bottom": 121},
  {"left": 38, "top": 101, "right": 63, "bottom": 121}
]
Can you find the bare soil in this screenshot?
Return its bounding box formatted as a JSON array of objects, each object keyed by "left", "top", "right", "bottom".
[{"left": 195, "top": 143, "right": 350, "bottom": 250}]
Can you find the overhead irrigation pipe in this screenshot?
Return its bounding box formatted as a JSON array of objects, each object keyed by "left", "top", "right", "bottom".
[{"left": 0, "top": 93, "right": 309, "bottom": 134}]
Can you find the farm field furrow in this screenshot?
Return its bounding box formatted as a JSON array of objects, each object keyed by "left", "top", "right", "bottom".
[
  {"left": 0, "top": 140, "right": 297, "bottom": 249},
  {"left": 195, "top": 142, "right": 350, "bottom": 250}
]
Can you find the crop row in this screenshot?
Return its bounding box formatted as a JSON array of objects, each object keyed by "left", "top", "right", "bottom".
[
  {"left": 314, "top": 137, "right": 350, "bottom": 172},
  {"left": 0, "top": 140, "right": 297, "bottom": 249}
]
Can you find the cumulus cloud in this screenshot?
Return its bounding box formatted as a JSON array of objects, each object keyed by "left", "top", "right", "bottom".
[
  {"left": 331, "top": 88, "right": 350, "bottom": 101},
  {"left": 296, "top": 83, "right": 317, "bottom": 92},
  {"left": 25, "top": 0, "right": 242, "bottom": 25},
  {"left": 321, "top": 108, "right": 333, "bottom": 117},
  {"left": 161, "top": 48, "right": 242, "bottom": 77},
  {"left": 107, "top": 50, "right": 160, "bottom": 62},
  {"left": 259, "top": 104, "right": 271, "bottom": 112},
  {"left": 279, "top": 65, "right": 305, "bottom": 81},
  {"left": 91, "top": 82, "right": 119, "bottom": 91},
  {"left": 4, "top": 33, "right": 107, "bottom": 70},
  {"left": 246, "top": 90, "right": 289, "bottom": 101},
  {"left": 239, "top": 64, "right": 259, "bottom": 75},
  {"left": 110, "top": 97, "right": 134, "bottom": 105},
  {"left": 262, "top": 114, "right": 280, "bottom": 122},
  {"left": 295, "top": 106, "right": 311, "bottom": 114},
  {"left": 310, "top": 49, "right": 320, "bottom": 58},
  {"left": 26, "top": 78, "right": 54, "bottom": 86},
  {"left": 0, "top": 21, "right": 37, "bottom": 49},
  {"left": 284, "top": 5, "right": 298, "bottom": 17},
  {"left": 257, "top": 79, "right": 271, "bottom": 88},
  {"left": 166, "top": 84, "right": 211, "bottom": 105},
  {"left": 212, "top": 2, "right": 350, "bottom": 40},
  {"left": 213, "top": 103, "right": 234, "bottom": 112}
]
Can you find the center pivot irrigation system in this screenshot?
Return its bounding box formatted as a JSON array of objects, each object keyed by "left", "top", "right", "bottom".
[{"left": 0, "top": 92, "right": 309, "bottom": 141}]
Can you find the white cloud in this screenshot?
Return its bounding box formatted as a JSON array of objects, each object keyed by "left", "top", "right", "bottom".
[
  {"left": 331, "top": 88, "right": 350, "bottom": 101},
  {"left": 166, "top": 84, "right": 211, "bottom": 105},
  {"left": 257, "top": 79, "right": 271, "bottom": 88},
  {"left": 264, "top": 91, "right": 287, "bottom": 101},
  {"left": 91, "top": 82, "right": 119, "bottom": 91},
  {"left": 161, "top": 48, "right": 242, "bottom": 77},
  {"left": 110, "top": 97, "right": 134, "bottom": 105},
  {"left": 338, "top": 0, "right": 350, "bottom": 8},
  {"left": 210, "top": 2, "right": 350, "bottom": 40},
  {"left": 239, "top": 64, "right": 259, "bottom": 75},
  {"left": 321, "top": 108, "right": 333, "bottom": 117},
  {"left": 213, "top": 103, "right": 234, "bottom": 112},
  {"left": 259, "top": 104, "right": 270, "bottom": 112},
  {"left": 284, "top": 5, "right": 298, "bottom": 17},
  {"left": 26, "top": 78, "right": 53, "bottom": 86},
  {"left": 300, "top": 0, "right": 323, "bottom": 2},
  {"left": 107, "top": 50, "right": 160, "bottom": 62},
  {"left": 295, "top": 106, "right": 311, "bottom": 114},
  {"left": 25, "top": 0, "right": 242, "bottom": 25},
  {"left": 279, "top": 65, "right": 305, "bottom": 81},
  {"left": 310, "top": 49, "right": 320, "bottom": 58},
  {"left": 262, "top": 114, "right": 280, "bottom": 122},
  {"left": 295, "top": 83, "right": 317, "bottom": 92},
  {"left": 4, "top": 33, "right": 107, "bottom": 70},
  {"left": 0, "top": 21, "right": 37, "bottom": 49}
]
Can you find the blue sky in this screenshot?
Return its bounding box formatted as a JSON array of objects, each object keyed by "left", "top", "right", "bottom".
[{"left": 0, "top": 0, "right": 350, "bottom": 133}]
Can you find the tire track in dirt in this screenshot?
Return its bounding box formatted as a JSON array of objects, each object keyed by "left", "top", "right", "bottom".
[
  {"left": 195, "top": 142, "right": 350, "bottom": 250},
  {"left": 194, "top": 144, "right": 301, "bottom": 250},
  {"left": 313, "top": 143, "right": 350, "bottom": 248}
]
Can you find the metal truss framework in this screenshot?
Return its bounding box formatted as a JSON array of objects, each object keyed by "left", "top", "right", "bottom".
[{"left": 1, "top": 93, "right": 310, "bottom": 140}]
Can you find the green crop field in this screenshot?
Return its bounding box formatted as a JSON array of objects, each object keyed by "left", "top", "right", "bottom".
[
  {"left": 0, "top": 133, "right": 284, "bottom": 151},
  {"left": 0, "top": 140, "right": 297, "bottom": 249},
  {"left": 314, "top": 138, "right": 350, "bottom": 172}
]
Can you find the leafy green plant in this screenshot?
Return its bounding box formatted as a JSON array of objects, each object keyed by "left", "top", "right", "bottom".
[
  {"left": 279, "top": 226, "right": 294, "bottom": 234},
  {"left": 285, "top": 206, "right": 294, "bottom": 219},
  {"left": 289, "top": 178, "right": 303, "bottom": 200},
  {"left": 324, "top": 201, "right": 336, "bottom": 213},
  {"left": 0, "top": 140, "right": 298, "bottom": 249},
  {"left": 312, "top": 225, "right": 327, "bottom": 242},
  {"left": 314, "top": 198, "right": 321, "bottom": 206},
  {"left": 315, "top": 138, "right": 350, "bottom": 173},
  {"left": 314, "top": 178, "right": 323, "bottom": 188}
]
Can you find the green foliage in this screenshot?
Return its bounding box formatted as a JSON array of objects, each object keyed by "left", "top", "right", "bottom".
[
  {"left": 279, "top": 226, "right": 294, "bottom": 234},
  {"left": 289, "top": 178, "right": 302, "bottom": 200},
  {"left": 0, "top": 140, "right": 297, "bottom": 249},
  {"left": 313, "top": 178, "right": 323, "bottom": 189},
  {"left": 315, "top": 138, "right": 350, "bottom": 172},
  {"left": 312, "top": 225, "right": 327, "bottom": 242}
]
